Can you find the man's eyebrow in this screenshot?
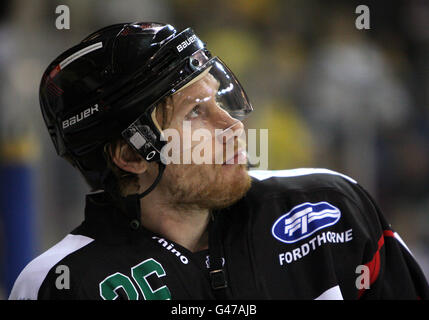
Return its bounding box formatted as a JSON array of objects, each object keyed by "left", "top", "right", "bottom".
[
  {"left": 173, "top": 94, "right": 195, "bottom": 113},
  {"left": 174, "top": 88, "right": 214, "bottom": 109},
  {"left": 183, "top": 95, "right": 212, "bottom": 105}
]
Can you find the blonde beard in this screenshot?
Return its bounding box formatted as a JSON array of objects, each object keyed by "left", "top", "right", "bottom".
[{"left": 160, "top": 163, "right": 251, "bottom": 210}]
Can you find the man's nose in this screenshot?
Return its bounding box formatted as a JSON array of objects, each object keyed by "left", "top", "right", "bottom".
[
  {"left": 215, "top": 116, "right": 244, "bottom": 144},
  {"left": 215, "top": 105, "right": 242, "bottom": 127}
]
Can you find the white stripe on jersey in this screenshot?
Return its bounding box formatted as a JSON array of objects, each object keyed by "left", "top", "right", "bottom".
[
  {"left": 314, "top": 285, "right": 344, "bottom": 300},
  {"left": 393, "top": 231, "right": 414, "bottom": 257},
  {"left": 8, "top": 234, "right": 94, "bottom": 300},
  {"left": 248, "top": 168, "right": 357, "bottom": 184}
]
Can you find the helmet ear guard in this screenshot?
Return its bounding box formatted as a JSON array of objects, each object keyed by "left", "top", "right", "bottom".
[{"left": 122, "top": 121, "right": 160, "bottom": 162}]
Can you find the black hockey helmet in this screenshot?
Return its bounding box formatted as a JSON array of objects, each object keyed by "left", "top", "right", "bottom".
[{"left": 40, "top": 22, "right": 253, "bottom": 192}]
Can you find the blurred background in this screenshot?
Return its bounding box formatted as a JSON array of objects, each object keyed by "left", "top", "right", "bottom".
[{"left": 1, "top": 0, "right": 429, "bottom": 299}]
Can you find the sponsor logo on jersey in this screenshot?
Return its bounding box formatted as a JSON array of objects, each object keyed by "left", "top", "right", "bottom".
[
  {"left": 152, "top": 236, "right": 189, "bottom": 265},
  {"left": 272, "top": 202, "right": 341, "bottom": 244},
  {"left": 278, "top": 228, "right": 353, "bottom": 266}
]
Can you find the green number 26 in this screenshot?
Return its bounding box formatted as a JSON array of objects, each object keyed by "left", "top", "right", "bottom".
[{"left": 99, "top": 258, "right": 171, "bottom": 300}]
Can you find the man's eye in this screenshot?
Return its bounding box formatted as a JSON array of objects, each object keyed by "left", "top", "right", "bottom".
[{"left": 186, "top": 105, "right": 201, "bottom": 119}]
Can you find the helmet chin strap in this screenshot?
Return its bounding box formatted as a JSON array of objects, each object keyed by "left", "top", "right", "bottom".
[
  {"left": 136, "top": 162, "right": 165, "bottom": 199},
  {"left": 120, "top": 161, "right": 165, "bottom": 229},
  {"left": 102, "top": 160, "right": 166, "bottom": 228}
]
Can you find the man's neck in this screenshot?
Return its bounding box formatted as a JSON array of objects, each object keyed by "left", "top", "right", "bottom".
[{"left": 139, "top": 191, "right": 210, "bottom": 253}]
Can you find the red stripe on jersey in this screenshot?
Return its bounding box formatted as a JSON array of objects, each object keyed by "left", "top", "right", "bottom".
[
  {"left": 383, "top": 230, "right": 394, "bottom": 238},
  {"left": 357, "top": 230, "right": 394, "bottom": 299}
]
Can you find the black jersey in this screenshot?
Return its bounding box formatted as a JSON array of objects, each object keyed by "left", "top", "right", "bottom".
[{"left": 9, "top": 169, "right": 429, "bottom": 300}]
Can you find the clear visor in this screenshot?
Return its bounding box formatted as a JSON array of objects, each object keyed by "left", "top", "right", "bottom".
[{"left": 122, "top": 53, "right": 253, "bottom": 160}]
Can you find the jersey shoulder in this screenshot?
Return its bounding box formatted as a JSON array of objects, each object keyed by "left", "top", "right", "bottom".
[
  {"left": 245, "top": 168, "right": 381, "bottom": 236},
  {"left": 8, "top": 234, "right": 94, "bottom": 300},
  {"left": 248, "top": 168, "right": 358, "bottom": 197}
]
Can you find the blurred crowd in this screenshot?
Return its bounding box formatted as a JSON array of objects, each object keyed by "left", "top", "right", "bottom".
[{"left": 0, "top": 0, "right": 428, "bottom": 298}]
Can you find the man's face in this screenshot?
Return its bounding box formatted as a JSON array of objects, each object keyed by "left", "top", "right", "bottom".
[{"left": 155, "top": 72, "right": 251, "bottom": 210}]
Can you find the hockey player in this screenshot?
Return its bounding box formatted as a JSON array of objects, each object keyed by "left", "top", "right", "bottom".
[{"left": 9, "top": 22, "right": 429, "bottom": 300}]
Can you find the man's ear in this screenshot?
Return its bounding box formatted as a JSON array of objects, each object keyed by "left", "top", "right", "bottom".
[{"left": 111, "top": 142, "right": 147, "bottom": 175}]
